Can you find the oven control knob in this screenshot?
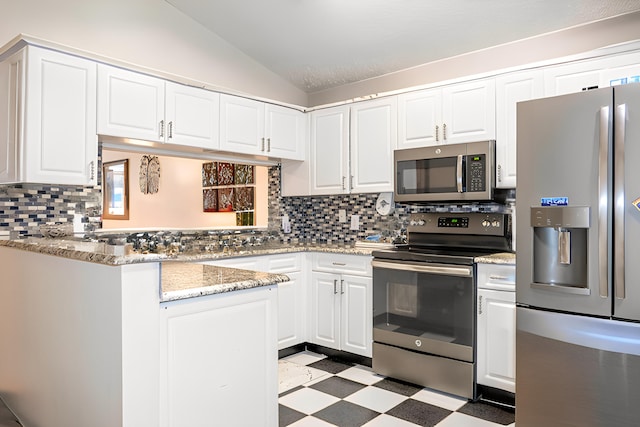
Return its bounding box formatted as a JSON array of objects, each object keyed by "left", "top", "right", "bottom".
[
  {"left": 417, "top": 220, "right": 425, "bottom": 226},
  {"left": 415, "top": 339, "right": 422, "bottom": 348},
  {"left": 482, "top": 220, "right": 489, "bottom": 227},
  {"left": 492, "top": 220, "right": 500, "bottom": 227},
  {"left": 410, "top": 220, "right": 417, "bottom": 226}
]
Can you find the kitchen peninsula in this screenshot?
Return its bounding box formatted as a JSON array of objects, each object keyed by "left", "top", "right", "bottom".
[{"left": 0, "top": 239, "right": 292, "bottom": 427}]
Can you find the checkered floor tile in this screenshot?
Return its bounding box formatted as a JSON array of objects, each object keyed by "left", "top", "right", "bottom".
[{"left": 279, "top": 351, "right": 515, "bottom": 427}]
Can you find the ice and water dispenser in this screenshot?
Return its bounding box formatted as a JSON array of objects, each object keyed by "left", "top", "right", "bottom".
[{"left": 531, "top": 206, "right": 590, "bottom": 294}]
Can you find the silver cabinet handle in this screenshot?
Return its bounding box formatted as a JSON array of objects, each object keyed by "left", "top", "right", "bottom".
[
  {"left": 435, "top": 125, "right": 439, "bottom": 142},
  {"left": 261, "top": 137, "right": 265, "bottom": 151},
  {"left": 333, "top": 279, "right": 338, "bottom": 295},
  {"left": 89, "top": 161, "right": 95, "bottom": 180},
  {"left": 456, "top": 154, "right": 463, "bottom": 192},
  {"left": 332, "top": 262, "right": 347, "bottom": 266},
  {"left": 488, "top": 274, "right": 510, "bottom": 281},
  {"left": 598, "top": 106, "right": 610, "bottom": 298},
  {"left": 478, "top": 295, "right": 483, "bottom": 315},
  {"left": 159, "top": 120, "right": 164, "bottom": 139},
  {"left": 497, "top": 164, "right": 502, "bottom": 183},
  {"left": 340, "top": 279, "right": 344, "bottom": 295},
  {"left": 614, "top": 103, "right": 626, "bottom": 299},
  {"left": 168, "top": 121, "right": 173, "bottom": 139},
  {"left": 443, "top": 123, "right": 447, "bottom": 140},
  {"left": 342, "top": 176, "right": 346, "bottom": 190},
  {"left": 267, "top": 138, "right": 271, "bottom": 152}
]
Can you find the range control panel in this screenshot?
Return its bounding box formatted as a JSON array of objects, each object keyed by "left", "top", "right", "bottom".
[{"left": 408, "top": 212, "right": 509, "bottom": 237}]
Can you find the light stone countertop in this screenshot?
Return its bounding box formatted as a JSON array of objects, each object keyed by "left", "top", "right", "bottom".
[
  {"left": 0, "top": 239, "right": 375, "bottom": 266},
  {"left": 160, "top": 262, "right": 290, "bottom": 302},
  {"left": 474, "top": 252, "right": 516, "bottom": 265}
]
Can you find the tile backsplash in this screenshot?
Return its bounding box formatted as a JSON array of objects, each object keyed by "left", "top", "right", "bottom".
[{"left": 0, "top": 162, "right": 514, "bottom": 246}]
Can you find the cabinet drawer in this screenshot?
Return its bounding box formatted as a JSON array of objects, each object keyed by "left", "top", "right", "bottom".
[
  {"left": 312, "top": 253, "right": 372, "bottom": 276},
  {"left": 265, "top": 253, "right": 302, "bottom": 273},
  {"left": 477, "top": 263, "right": 515, "bottom": 291}
]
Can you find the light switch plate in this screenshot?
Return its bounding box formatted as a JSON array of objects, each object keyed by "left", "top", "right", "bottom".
[
  {"left": 350, "top": 214, "right": 360, "bottom": 230},
  {"left": 339, "top": 209, "right": 347, "bottom": 223}
]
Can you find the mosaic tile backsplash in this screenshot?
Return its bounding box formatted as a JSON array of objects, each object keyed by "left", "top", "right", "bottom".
[{"left": 0, "top": 162, "right": 514, "bottom": 247}]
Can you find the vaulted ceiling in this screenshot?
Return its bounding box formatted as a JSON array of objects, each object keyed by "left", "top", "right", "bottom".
[{"left": 165, "top": 0, "right": 640, "bottom": 94}]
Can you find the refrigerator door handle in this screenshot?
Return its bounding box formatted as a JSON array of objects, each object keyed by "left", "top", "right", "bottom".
[
  {"left": 614, "top": 103, "right": 626, "bottom": 299},
  {"left": 598, "top": 106, "right": 610, "bottom": 298}
]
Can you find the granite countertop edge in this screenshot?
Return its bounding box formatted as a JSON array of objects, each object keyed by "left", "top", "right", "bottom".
[
  {"left": 160, "top": 262, "right": 290, "bottom": 302},
  {"left": 474, "top": 252, "right": 516, "bottom": 265},
  {"left": 0, "top": 239, "right": 376, "bottom": 265},
  {"left": 0, "top": 239, "right": 515, "bottom": 265}
]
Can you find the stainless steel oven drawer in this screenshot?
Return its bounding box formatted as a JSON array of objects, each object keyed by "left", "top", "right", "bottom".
[{"left": 372, "top": 342, "right": 476, "bottom": 399}]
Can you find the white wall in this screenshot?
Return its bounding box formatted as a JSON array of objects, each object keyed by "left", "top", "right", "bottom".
[
  {"left": 308, "top": 11, "right": 640, "bottom": 106},
  {"left": 101, "top": 150, "right": 269, "bottom": 230},
  {"left": 0, "top": 0, "right": 307, "bottom": 106}
]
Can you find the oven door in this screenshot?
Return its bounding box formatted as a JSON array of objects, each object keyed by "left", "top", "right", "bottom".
[{"left": 372, "top": 259, "right": 475, "bottom": 362}]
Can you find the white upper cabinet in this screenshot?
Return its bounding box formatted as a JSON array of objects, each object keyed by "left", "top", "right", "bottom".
[
  {"left": 398, "top": 79, "right": 495, "bottom": 149},
  {"left": 441, "top": 79, "right": 496, "bottom": 144},
  {"left": 98, "top": 65, "right": 220, "bottom": 149},
  {"left": 98, "top": 64, "right": 165, "bottom": 142},
  {"left": 397, "top": 88, "right": 442, "bottom": 148},
  {"left": 219, "top": 94, "right": 305, "bottom": 160},
  {"left": 495, "top": 70, "right": 544, "bottom": 189},
  {"left": 310, "top": 105, "right": 350, "bottom": 195},
  {"left": 350, "top": 98, "right": 396, "bottom": 193},
  {"left": 265, "top": 103, "right": 306, "bottom": 160},
  {"left": 544, "top": 52, "right": 640, "bottom": 96},
  {"left": 164, "top": 82, "right": 220, "bottom": 149},
  {"left": 0, "top": 46, "right": 97, "bottom": 185},
  {"left": 309, "top": 98, "right": 396, "bottom": 195}
]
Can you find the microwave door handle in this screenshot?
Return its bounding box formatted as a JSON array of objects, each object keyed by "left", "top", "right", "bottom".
[{"left": 456, "top": 155, "right": 463, "bottom": 192}]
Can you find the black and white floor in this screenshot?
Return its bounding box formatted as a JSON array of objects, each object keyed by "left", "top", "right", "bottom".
[{"left": 279, "top": 351, "right": 515, "bottom": 427}]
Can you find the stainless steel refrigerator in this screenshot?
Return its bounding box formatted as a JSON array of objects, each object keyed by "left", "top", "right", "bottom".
[{"left": 516, "top": 83, "right": 640, "bottom": 426}]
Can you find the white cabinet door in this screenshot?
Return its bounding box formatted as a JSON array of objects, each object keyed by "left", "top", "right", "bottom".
[
  {"left": 309, "top": 271, "right": 341, "bottom": 349},
  {"left": 397, "top": 88, "right": 442, "bottom": 148},
  {"left": 97, "top": 64, "right": 165, "bottom": 142},
  {"left": 350, "top": 98, "right": 396, "bottom": 193},
  {"left": 477, "top": 288, "right": 516, "bottom": 393},
  {"left": 219, "top": 94, "right": 264, "bottom": 155},
  {"left": 495, "top": 70, "right": 544, "bottom": 188},
  {"left": 164, "top": 82, "right": 219, "bottom": 149},
  {"left": 310, "top": 105, "right": 350, "bottom": 195},
  {"left": 599, "top": 51, "right": 640, "bottom": 87},
  {"left": 0, "top": 49, "right": 23, "bottom": 183},
  {"left": 15, "top": 47, "right": 98, "bottom": 185},
  {"left": 544, "top": 60, "right": 602, "bottom": 96},
  {"left": 277, "top": 271, "right": 304, "bottom": 349},
  {"left": 1, "top": 46, "right": 98, "bottom": 185},
  {"left": 442, "top": 79, "right": 496, "bottom": 144},
  {"left": 159, "top": 287, "right": 278, "bottom": 427},
  {"left": 265, "top": 103, "right": 305, "bottom": 160},
  {"left": 341, "top": 274, "right": 372, "bottom": 357}
]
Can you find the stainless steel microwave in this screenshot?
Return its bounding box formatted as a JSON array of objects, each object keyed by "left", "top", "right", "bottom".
[{"left": 394, "top": 140, "right": 495, "bottom": 203}]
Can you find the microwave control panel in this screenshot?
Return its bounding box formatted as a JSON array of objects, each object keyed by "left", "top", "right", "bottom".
[{"left": 466, "top": 154, "right": 486, "bottom": 192}]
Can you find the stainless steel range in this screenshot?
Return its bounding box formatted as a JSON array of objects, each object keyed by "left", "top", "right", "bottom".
[{"left": 371, "top": 212, "right": 511, "bottom": 400}]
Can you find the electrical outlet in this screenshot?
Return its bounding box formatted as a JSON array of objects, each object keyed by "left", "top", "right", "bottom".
[
  {"left": 339, "top": 209, "right": 347, "bottom": 223},
  {"left": 350, "top": 214, "right": 360, "bottom": 230}
]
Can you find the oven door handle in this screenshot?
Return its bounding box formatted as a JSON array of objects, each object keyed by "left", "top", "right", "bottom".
[{"left": 372, "top": 260, "right": 473, "bottom": 277}]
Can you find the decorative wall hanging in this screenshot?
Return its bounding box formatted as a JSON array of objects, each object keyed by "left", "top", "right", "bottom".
[
  {"left": 201, "top": 161, "right": 255, "bottom": 226},
  {"left": 139, "top": 155, "right": 160, "bottom": 194}
]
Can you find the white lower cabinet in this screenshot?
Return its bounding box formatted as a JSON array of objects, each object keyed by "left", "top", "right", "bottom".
[
  {"left": 202, "top": 252, "right": 306, "bottom": 350},
  {"left": 477, "top": 263, "right": 516, "bottom": 393},
  {"left": 309, "top": 253, "right": 373, "bottom": 357},
  {"left": 159, "top": 286, "right": 278, "bottom": 427}
]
